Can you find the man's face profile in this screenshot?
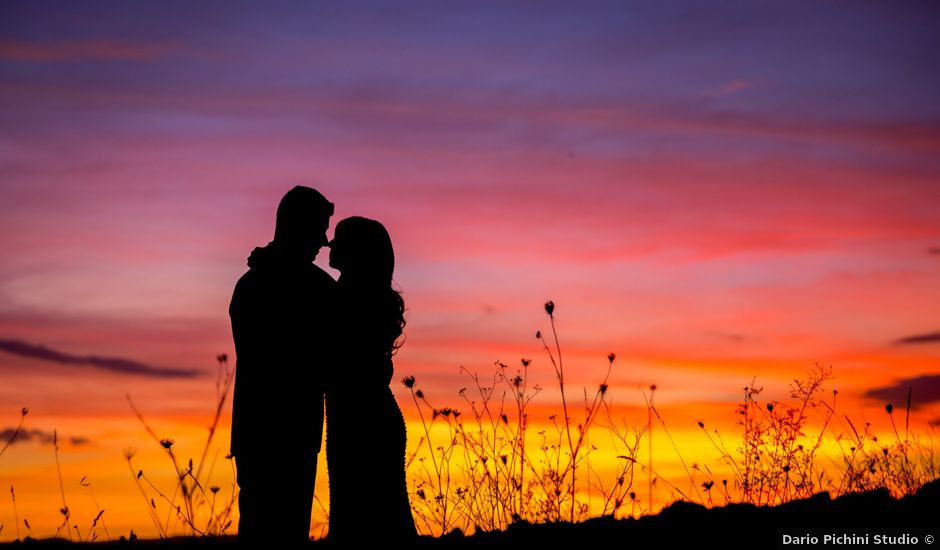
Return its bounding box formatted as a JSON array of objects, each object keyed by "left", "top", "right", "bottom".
[{"left": 310, "top": 217, "right": 330, "bottom": 259}]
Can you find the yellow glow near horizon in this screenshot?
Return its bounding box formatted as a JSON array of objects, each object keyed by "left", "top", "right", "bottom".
[{"left": 3, "top": 375, "right": 936, "bottom": 542}]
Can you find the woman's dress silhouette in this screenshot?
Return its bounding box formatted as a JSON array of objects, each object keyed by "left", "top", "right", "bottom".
[{"left": 325, "top": 217, "right": 416, "bottom": 543}]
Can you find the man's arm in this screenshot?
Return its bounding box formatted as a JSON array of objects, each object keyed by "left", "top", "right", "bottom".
[{"left": 229, "top": 271, "right": 261, "bottom": 456}]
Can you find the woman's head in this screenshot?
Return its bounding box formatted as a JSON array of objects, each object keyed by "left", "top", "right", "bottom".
[
  {"left": 328, "top": 216, "right": 395, "bottom": 284},
  {"left": 329, "top": 216, "right": 405, "bottom": 354}
]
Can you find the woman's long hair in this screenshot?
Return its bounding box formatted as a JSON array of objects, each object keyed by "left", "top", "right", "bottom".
[{"left": 332, "top": 216, "right": 405, "bottom": 354}]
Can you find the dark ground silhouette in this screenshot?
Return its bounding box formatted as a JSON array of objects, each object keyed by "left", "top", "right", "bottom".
[{"left": 5, "top": 479, "right": 936, "bottom": 547}]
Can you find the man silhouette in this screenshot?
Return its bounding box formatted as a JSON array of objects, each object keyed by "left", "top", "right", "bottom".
[{"left": 229, "top": 186, "right": 335, "bottom": 543}]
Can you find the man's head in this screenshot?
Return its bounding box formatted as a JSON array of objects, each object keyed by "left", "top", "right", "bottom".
[{"left": 273, "top": 186, "right": 334, "bottom": 261}]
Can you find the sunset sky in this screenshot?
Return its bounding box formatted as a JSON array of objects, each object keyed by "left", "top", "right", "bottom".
[{"left": 1, "top": 1, "right": 939, "bottom": 540}]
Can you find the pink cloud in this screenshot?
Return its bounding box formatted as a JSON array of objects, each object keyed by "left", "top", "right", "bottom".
[{"left": 720, "top": 79, "right": 752, "bottom": 93}]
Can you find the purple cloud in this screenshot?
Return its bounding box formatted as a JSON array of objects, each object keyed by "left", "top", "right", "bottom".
[
  {"left": 893, "top": 332, "right": 940, "bottom": 345},
  {"left": 864, "top": 374, "right": 940, "bottom": 409},
  {"left": 0, "top": 427, "right": 89, "bottom": 447},
  {"left": 0, "top": 338, "right": 201, "bottom": 379}
]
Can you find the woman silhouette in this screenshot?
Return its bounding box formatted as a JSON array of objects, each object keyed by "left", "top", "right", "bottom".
[{"left": 325, "top": 216, "right": 417, "bottom": 543}]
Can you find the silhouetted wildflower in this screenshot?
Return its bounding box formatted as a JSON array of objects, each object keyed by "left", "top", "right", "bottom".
[
  {"left": 885, "top": 403, "right": 894, "bottom": 414},
  {"left": 608, "top": 353, "right": 616, "bottom": 363},
  {"left": 159, "top": 438, "right": 174, "bottom": 450},
  {"left": 402, "top": 376, "right": 416, "bottom": 388},
  {"left": 544, "top": 301, "right": 555, "bottom": 316},
  {"left": 521, "top": 358, "right": 531, "bottom": 367}
]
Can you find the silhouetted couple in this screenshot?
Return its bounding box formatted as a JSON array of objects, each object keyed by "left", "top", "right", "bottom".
[{"left": 229, "top": 186, "right": 416, "bottom": 545}]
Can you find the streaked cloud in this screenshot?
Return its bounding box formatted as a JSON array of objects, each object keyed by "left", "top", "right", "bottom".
[
  {"left": 0, "top": 427, "right": 89, "bottom": 446},
  {"left": 0, "top": 338, "right": 201, "bottom": 379},
  {"left": 894, "top": 332, "right": 940, "bottom": 345},
  {"left": 720, "top": 79, "right": 752, "bottom": 93},
  {"left": 706, "top": 331, "right": 759, "bottom": 344},
  {"left": 863, "top": 374, "right": 940, "bottom": 408},
  {"left": 0, "top": 39, "right": 173, "bottom": 62}
]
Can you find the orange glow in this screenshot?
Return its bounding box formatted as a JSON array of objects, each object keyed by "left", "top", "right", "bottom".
[{"left": 5, "top": 361, "right": 937, "bottom": 540}]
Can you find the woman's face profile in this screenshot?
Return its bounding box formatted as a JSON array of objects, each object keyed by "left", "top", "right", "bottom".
[{"left": 328, "top": 225, "right": 348, "bottom": 271}]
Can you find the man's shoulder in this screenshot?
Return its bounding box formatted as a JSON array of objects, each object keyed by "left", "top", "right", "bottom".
[
  {"left": 232, "top": 263, "right": 334, "bottom": 293},
  {"left": 230, "top": 268, "right": 261, "bottom": 313},
  {"left": 230, "top": 269, "right": 251, "bottom": 290},
  {"left": 236, "top": 264, "right": 334, "bottom": 289},
  {"left": 232, "top": 267, "right": 263, "bottom": 293}
]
